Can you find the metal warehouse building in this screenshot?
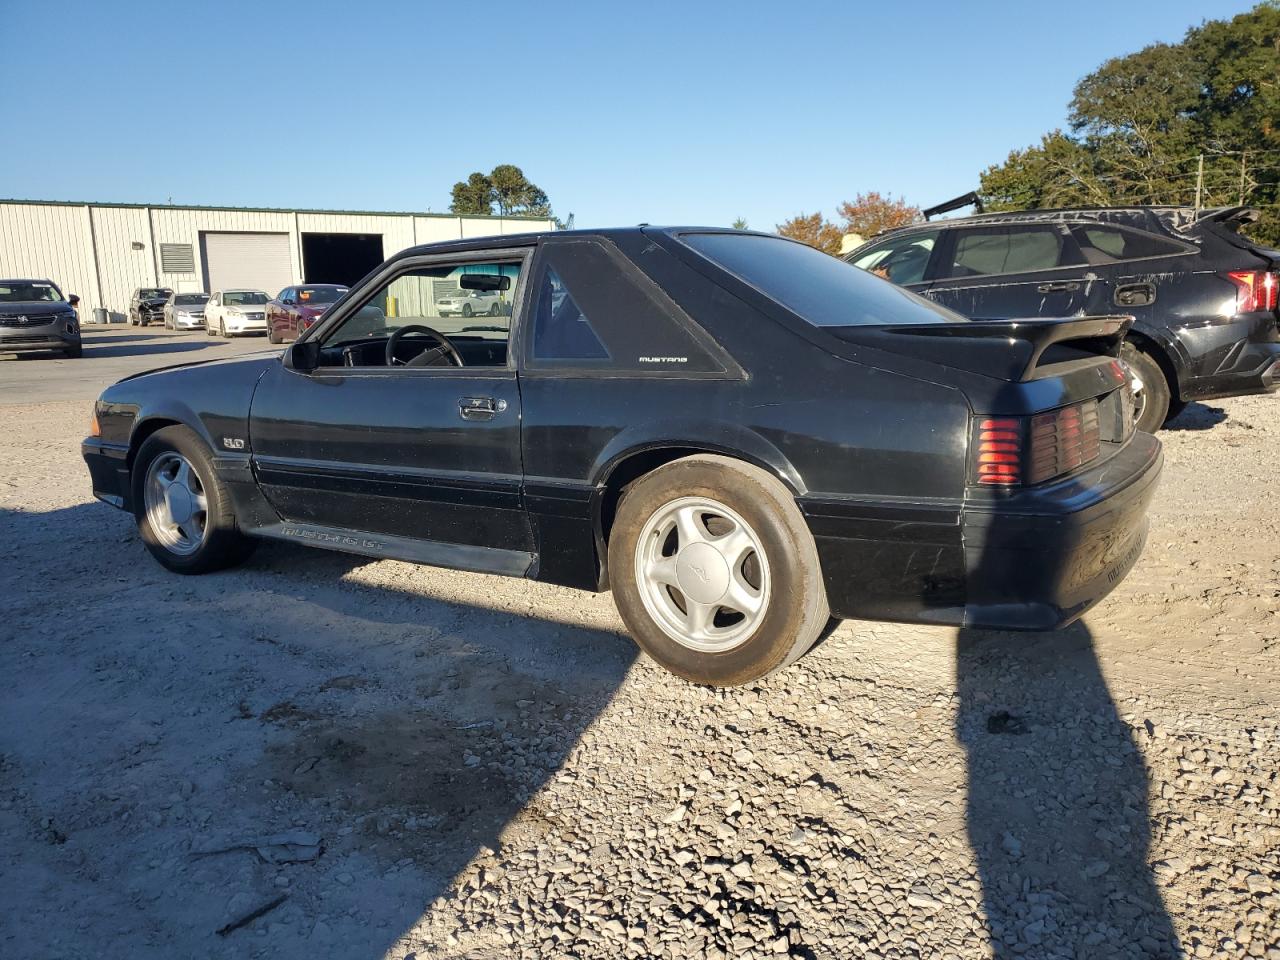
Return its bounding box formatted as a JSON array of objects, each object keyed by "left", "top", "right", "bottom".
[{"left": 0, "top": 199, "right": 554, "bottom": 322}]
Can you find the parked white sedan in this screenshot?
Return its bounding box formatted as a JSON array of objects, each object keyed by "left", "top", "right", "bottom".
[{"left": 206, "top": 289, "right": 269, "bottom": 337}]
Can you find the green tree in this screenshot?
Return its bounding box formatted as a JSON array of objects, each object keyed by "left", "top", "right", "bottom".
[
  {"left": 450, "top": 172, "right": 494, "bottom": 216},
  {"left": 450, "top": 165, "right": 555, "bottom": 218},
  {"left": 979, "top": 2, "right": 1280, "bottom": 243},
  {"left": 731, "top": 217, "right": 749, "bottom": 230},
  {"left": 490, "top": 164, "right": 551, "bottom": 217}
]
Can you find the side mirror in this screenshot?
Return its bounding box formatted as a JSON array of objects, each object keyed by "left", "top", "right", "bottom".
[
  {"left": 284, "top": 340, "right": 320, "bottom": 371},
  {"left": 68, "top": 294, "right": 80, "bottom": 306}
]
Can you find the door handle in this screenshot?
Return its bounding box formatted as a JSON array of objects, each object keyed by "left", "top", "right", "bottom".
[
  {"left": 1036, "top": 281, "right": 1081, "bottom": 293},
  {"left": 458, "top": 396, "right": 507, "bottom": 421}
]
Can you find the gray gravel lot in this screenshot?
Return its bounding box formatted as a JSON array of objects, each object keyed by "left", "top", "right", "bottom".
[{"left": 1, "top": 328, "right": 1278, "bottom": 959}]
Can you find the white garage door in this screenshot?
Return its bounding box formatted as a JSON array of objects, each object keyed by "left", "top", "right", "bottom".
[{"left": 201, "top": 232, "right": 293, "bottom": 296}]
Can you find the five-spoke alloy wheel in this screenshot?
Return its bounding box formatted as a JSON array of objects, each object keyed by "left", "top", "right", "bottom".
[
  {"left": 132, "top": 425, "right": 255, "bottom": 574},
  {"left": 143, "top": 452, "right": 208, "bottom": 556},
  {"left": 635, "top": 497, "right": 770, "bottom": 654},
  {"left": 610, "top": 455, "right": 829, "bottom": 686}
]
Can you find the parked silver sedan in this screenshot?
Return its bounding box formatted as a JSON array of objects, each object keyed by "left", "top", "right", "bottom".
[{"left": 163, "top": 292, "right": 209, "bottom": 331}]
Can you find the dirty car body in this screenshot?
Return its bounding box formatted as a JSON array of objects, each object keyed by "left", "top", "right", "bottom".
[
  {"left": 846, "top": 206, "right": 1280, "bottom": 427},
  {"left": 83, "top": 228, "right": 1160, "bottom": 679}
]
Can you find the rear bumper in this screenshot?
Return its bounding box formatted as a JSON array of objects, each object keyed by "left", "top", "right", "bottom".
[
  {"left": 82, "top": 438, "right": 131, "bottom": 510},
  {"left": 804, "top": 433, "right": 1162, "bottom": 631},
  {"left": 958, "top": 432, "right": 1162, "bottom": 630},
  {"left": 1180, "top": 313, "right": 1280, "bottom": 401}
]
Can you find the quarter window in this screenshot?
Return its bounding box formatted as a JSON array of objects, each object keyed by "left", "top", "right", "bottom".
[
  {"left": 526, "top": 240, "right": 723, "bottom": 373},
  {"left": 945, "top": 226, "right": 1080, "bottom": 277},
  {"left": 1070, "top": 225, "right": 1189, "bottom": 263},
  {"left": 532, "top": 265, "right": 610, "bottom": 362}
]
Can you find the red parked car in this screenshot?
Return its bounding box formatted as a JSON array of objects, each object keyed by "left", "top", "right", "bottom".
[{"left": 266, "top": 284, "right": 349, "bottom": 344}]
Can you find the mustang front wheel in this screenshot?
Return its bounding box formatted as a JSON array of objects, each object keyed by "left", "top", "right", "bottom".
[
  {"left": 609, "top": 455, "right": 829, "bottom": 686},
  {"left": 132, "top": 425, "right": 255, "bottom": 574}
]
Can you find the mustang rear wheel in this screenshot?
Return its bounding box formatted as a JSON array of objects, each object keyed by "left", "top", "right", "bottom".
[
  {"left": 132, "top": 425, "right": 255, "bottom": 574},
  {"left": 609, "top": 455, "right": 829, "bottom": 686}
]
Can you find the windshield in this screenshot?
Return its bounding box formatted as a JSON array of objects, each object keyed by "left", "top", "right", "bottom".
[
  {"left": 298, "top": 287, "right": 347, "bottom": 304},
  {"left": 224, "top": 291, "right": 267, "bottom": 306},
  {"left": 0, "top": 281, "right": 64, "bottom": 303},
  {"left": 174, "top": 294, "right": 208, "bottom": 306},
  {"left": 680, "top": 232, "right": 967, "bottom": 327},
  {"left": 140, "top": 288, "right": 170, "bottom": 299}
]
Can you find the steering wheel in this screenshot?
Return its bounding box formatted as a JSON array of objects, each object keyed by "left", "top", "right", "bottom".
[{"left": 385, "top": 324, "right": 464, "bottom": 368}]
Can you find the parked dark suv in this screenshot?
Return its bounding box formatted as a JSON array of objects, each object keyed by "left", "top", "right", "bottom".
[
  {"left": 129, "top": 287, "right": 173, "bottom": 327},
  {"left": 845, "top": 206, "right": 1280, "bottom": 431},
  {"left": 0, "top": 278, "right": 81, "bottom": 358}
]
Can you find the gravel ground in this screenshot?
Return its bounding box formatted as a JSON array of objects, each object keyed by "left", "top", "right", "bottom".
[{"left": 1, "top": 380, "right": 1278, "bottom": 959}]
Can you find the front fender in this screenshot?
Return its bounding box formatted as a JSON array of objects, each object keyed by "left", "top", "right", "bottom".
[{"left": 94, "top": 355, "right": 278, "bottom": 463}]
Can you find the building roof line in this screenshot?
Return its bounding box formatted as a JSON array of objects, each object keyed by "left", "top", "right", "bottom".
[{"left": 0, "top": 198, "right": 552, "bottom": 221}]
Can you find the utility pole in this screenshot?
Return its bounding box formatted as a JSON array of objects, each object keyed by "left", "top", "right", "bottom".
[
  {"left": 1239, "top": 151, "right": 1248, "bottom": 205},
  {"left": 1193, "top": 154, "right": 1204, "bottom": 216}
]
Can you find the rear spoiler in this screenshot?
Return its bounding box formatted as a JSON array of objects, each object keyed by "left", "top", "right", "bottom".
[
  {"left": 828, "top": 315, "right": 1133, "bottom": 382},
  {"left": 1189, "top": 206, "right": 1260, "bottom": 228}
]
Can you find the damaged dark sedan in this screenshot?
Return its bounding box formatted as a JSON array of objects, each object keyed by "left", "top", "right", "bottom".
[{"left": 83, "top": 228, "right": 1161, "bottom": 686}]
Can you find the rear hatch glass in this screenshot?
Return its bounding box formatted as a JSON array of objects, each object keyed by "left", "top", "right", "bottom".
[{"left": 680, "top": 232, "right": 968, "bottom": 327}]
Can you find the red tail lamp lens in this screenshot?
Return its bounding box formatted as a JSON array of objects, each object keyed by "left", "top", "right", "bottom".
[
  {"left": 976, "top": 417, "right": 1023, "bottom": 485},
  {"left": 1027, "top": 400, "right": 1100, "bottom": 484},
  {"left": 972, "top": 402, "right": 1102, "bottom": 487},
  {"left": 1227, "top": 271, "right": 1280, "bottom": 313}
]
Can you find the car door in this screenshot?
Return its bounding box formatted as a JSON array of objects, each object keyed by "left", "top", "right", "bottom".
[
  {"left": 208, "top": 292, "right": 222, "bottom": 330},
  {"left": 925, "top": 223, "right": 1102, "bottom": 318},
  {"left": 247, "top": 250, "right": 534, "bottom": 572},
  {"left": 270, "top": 288, "right": 291, "bottom": 339}
]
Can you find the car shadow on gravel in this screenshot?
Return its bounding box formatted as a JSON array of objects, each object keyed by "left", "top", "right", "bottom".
[
  {"left": 1, "top": 504, "right": 637, "bottom": 959},
  {"left": 956, "top": 623, "right": 1180, "bottom": 958},
  {"left": 1163, "top": 402, "right": 1228, "bottom": 431}
]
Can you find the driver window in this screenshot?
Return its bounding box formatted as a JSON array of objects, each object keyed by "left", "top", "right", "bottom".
[
  {"left": 319, "top": 259, "right": 522, "bottom": 369},
  {"left": 849, "top": 230, "right": 940, "bottom": 285}
]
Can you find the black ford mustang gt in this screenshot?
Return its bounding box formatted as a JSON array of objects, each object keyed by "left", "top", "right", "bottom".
[{"left": 83, "top": 227, "right": 1161, "bottom": 686}]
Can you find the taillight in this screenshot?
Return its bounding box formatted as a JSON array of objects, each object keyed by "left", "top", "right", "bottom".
[
  {"left": 975, "top": 418, "right": 1022, "bottom": 485},
  {"left": 1027, "top": 401, "right": 1100, "bottom": 484},
  {"left": 971, "top": 399, "right": 1101, "bottom": 487},
  {"left": 1226, "top": 270, "right": 1279, "bottom": 312}
]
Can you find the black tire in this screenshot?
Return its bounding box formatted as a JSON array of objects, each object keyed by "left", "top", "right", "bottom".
[
  {"left": 268, "top": 323, "right": 281, "bottom": 345},
  {"left": 608, "top": 454, "right": 829, "bottom": 686},
  {"left": 1122, "top": 342, "right": 1171, "bottom": 434},
  {"left": 63, "top": 342, "right": 82, "bottom": 359},
  {"left": 219, "top": 319, "right": 227, "bottom": 338},
  {"left": 489, "top": 303, "right": 500, "bottom": 316},
  {"left": 131, "top": 425, "right": 256, "bottom": 574},
  {"left": 462, "top": 303, "right": 473, "bottom": 318}
]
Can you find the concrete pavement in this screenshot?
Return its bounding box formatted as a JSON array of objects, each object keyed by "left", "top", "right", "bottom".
[{"left": 0, "top": 325, "right": 281, "bottom": 406}]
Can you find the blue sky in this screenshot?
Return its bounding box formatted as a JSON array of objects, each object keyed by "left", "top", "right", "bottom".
[{"left": 1, "top": 0, "right": 1255, "bottom": 228}]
